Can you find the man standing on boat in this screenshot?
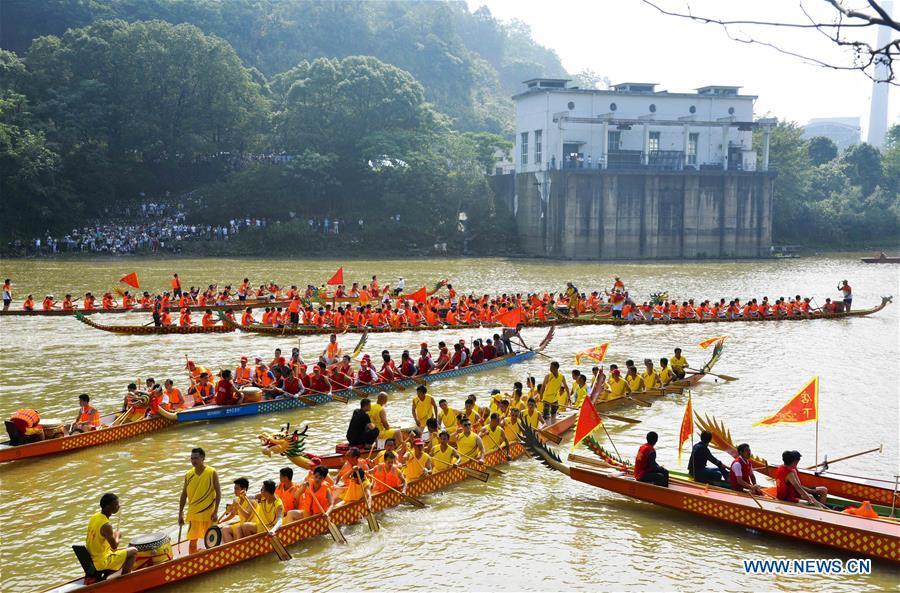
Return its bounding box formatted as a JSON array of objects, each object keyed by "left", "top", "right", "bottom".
[
  {"left": 86, "top": 493, "right": 137, "bottom": 576},
  {"left": 837, "top": 280, "right": 852, "bottom": 312},
  {"left": 687, "top": 431, "right": 730, "bottom": 485},
  {"left": 634, "top": 431, "right": 668, "bottom": 487},
  {"left": 178, "top": 448, "right": 221, "bottom": 554},
  {"left": 539, "top": 361, "right": 569, "bottom": 423}
]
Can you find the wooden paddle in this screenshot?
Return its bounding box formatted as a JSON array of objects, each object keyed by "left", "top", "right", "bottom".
[
  {"left": 601, "top": 412, "right": 642, "bottom": 424},
  {"left": 308, "top": 488, "right": 347, "bottom": 544},
  {"left": 687, "top": 368, "right": 738, "bottom": 382},
  {"left": 803, "top": 445, "right": 882, "bottom": 470},
  {"left": 624, "top": 393, "right": 652, "bottom": 407},
  {"left": 374, "top": 369, "right": 407, "bottom": 392},
  {"left": 242, "top": 495, "right": 292, "bottom": 560},
  {"left": 453, "top": 447, "right": 504, "bottom": 475},
  {"left": 459, "top": 466, "right": 490, "bottom": 482},
  {"left": 369, "top": 475, "right": 426, "bottom": 508}
]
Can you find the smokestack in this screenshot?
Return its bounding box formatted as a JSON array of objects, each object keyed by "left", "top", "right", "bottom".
[{"left": 866, "top": 1, "right": 893, "bottom": 147}]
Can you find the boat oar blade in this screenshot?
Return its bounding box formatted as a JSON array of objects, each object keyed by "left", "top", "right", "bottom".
[
  {"left": 332, "top": 393, "right": 350, "bottom": 404},
  {"left": 270, "top": 533, "right": 293, "bottom": 560},
  {"left": 365, "top": 511, "right": 380, "bottom": 532},
  {"left": 460, "top": 466, "right": 490, "bottom": 482},
  {"left": 626, "top": 395, "right": 652, "bottom": 407},
  {"left": 326, "top": 518, "right": 347, "bottom": 544},
  {"left": 540, "top": 430, "right": 563, "bottom": 445},
  {"left": 600, "top": 413, "right": 641, "bottom": 424}
]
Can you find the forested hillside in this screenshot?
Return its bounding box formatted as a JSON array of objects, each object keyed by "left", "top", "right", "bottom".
[
  {"left": 2, "top": 0, "right": 566, "bottom": 132},
  {"left": 1, "top": 0, "right": 566, "bottom": 251}
]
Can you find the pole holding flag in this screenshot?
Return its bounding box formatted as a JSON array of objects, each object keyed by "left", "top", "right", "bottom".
[
  {"left": 119, "top": 272, "right": 140, "bottom": 289},
  {"left": 326, "top": 267, "right": 344, "bottom": 286},
  {"left": 677, "top": 393, "right": 693, "bottom": 464}
]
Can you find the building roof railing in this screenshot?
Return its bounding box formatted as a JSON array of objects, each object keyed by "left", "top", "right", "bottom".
[{"left": 552, "top": 114, "right": 775, "bottom": 130}]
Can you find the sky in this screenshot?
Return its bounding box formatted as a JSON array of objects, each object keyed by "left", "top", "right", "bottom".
[{"left": 466, "top": 0, "right": 899, "bottom": 138}]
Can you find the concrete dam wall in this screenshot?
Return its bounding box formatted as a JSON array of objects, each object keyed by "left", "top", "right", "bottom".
[{"left": 506, "top": 169, "right": 775, "bottom": 259}]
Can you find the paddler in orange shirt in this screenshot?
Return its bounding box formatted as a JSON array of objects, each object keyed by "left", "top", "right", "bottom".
[
  {"left": 160, "top": 308, "right": 173, "bottom": 326},
  {"left": 322, "top": 334, "right": 342, "bottom": 365},
  {"left": 70, "top": 393, "right": 101, "bottom": 433},
  {"left": 82, "top": 292, "right": 96, "bottom": 311},
  {"left": 22, "top": 294, "right": 34, "bottom": 311},
  {"left": 178, "top": 308, "right": 192, "bottom": 327},
  {"left": 201, "top": 309, "right": 215, "bottom": 327},
  {"left": 42, "top": 294, "right": 56, "bottom": 310}
]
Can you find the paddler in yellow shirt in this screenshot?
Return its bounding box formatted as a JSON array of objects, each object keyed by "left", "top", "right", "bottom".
[
  {"left": 178, "top": 447, "right": 221, "bottom": 553},
  {"left": 602, "top": 367, "right": 630, "bottom": 402},
  {"left": 522, "top": 398, "right": 544, "bottom": 430},
  {"left": 670, "top": 348, "right": 688, "bottom": 380},
  {"left": 431, "top": 431, "right": 461, "bottom": 471},
  {"left": 641, "top": 359, "right": 661, "bottom": 390},
  {"left": 86, "top": 493, "right": 137, "bottom": 575},
  {"left": 437, "top": 399, "right": 460, "bottom": 433},
  {"left": 572, "top": 374, "right": 590, "bottom": 408},
  {"left": 658, "top": 358, "right": 674, "bottom": 386},
  {"left": 508, "top": 382, "right": 528, "bottom": 412},
  {"left": 502, "top": 407, "right": 523, "bottom": 442},
  {"left": 410, "top": 385, "right": 438, "bottom": 431},
  {"left": 455, "top": 419, "right": 486, "bottom": 463},
  {"left": 624, "top": 366, "right": 645, "bottom": 394},
  {"left": 480, "top": 413, "right": 511, "bottom": 460},
  {"left": 538, "top": 361, "right": 569, "bottom": 423},
  {"left": 370, "top": 392, "right": 404, "bottom": 448},
  {"left": 403, "top": 438, "right": 432, "bottom": 481},
  {"left": 219, "top": 477, "right": 253, "bottom": 544}
]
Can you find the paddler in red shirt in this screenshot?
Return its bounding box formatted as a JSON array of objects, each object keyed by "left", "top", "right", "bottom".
[
  {"left": 214, "top": 370, "right": 242, "bottom": 406},
  {"left": 774, "top": 450, "right": 828, "bottom": 508},
  {"left": 633, "top": 431, "right": 668, "bottom": 487}
]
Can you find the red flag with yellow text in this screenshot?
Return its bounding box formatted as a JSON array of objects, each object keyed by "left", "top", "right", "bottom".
[
  {"left": 571, "top": 395, "right": 602, "bottom": 451},
  {"left": 677, "top": 393, "right": 693, "bottom": 463},
  {"left": 495, "top": 307, "right": 524, "bottom": 328},
  {"left": 575, "top": 343, "right": 608, "bottom": 365},
  {"left": 326, "top": 267, "right": 344, "bottom": 286},
  {"left": 119, "top": 272, "right": 140, "bottom": 289},
  {"left": 755, "top": 376, "right": 818, "bottom": 426}
]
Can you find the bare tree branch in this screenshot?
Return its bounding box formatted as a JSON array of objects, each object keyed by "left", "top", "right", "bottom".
[{"left": 641, "top": 0, "right": 898, "bottom": 85}]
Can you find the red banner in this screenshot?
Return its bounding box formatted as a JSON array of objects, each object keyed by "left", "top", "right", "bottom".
[
  {"left": 326, "top": 267, "right": 344, "bottom": 286},
  {"left": 677, "top": 393, "right": 693, "bottom": 463},
  {"left": 571, "top": 396, "right": 602, "bottom": 451},
  {"left": 119, "top": 272, "right": 140, "bottom": 289}
]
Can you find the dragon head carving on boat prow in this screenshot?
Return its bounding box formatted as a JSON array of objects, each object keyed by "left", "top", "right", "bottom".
[
  {"left": 258, "top": 424, "right": 313, "bottom": 469},
  {"left": 583, "top": 436, "right": 631, "bottom": 471},
  {"left": 694, "top": 414, "right": 768, "bottom": 467},
  {"left": 519, "top": 420, "right": 570, "bottom": 476}
]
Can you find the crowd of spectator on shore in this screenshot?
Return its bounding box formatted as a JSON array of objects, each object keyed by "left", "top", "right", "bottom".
[{"left": 7, "top": 195, "right": 270, "bottom": 256}]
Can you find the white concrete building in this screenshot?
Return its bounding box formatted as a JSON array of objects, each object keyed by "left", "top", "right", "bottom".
[
  {"left": 513, "top": 79, "right": 774, "bottom": 174},
  {"left": 802, "top": 117, "right": 861, "bottom": 151}
]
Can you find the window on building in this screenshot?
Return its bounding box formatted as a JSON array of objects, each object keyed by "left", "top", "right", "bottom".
[
  {"left": 648, "top": 131, "right": 660, "bottom": 152},
  {"left": 520, "top": 131, "right": 528, "bottom": 165},
  {"left": 608, "top": 131, "right": 621, "bottom": 152},
  {"left": 687, "top": 133, "right": 699, "bottom": 165},
  {"left": 534, "top": 130, "right": 542, "bottom": 164}
]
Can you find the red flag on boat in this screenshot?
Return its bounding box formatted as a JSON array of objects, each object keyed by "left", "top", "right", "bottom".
[
  {"left": 119, "top": 272, "right": 140, "bottom": 289},
  {"left": 495, "top": 307, "right": 524, "bottom": 328},
  {"left": 407, "top": 287, "right": 427, "bottom": 303},
  {"left": 677, "top": 392, "right": 693, "bottom": 463},
  {"left": 326, "top": 267, "right": 344, "bottom": 286},
  {"left": 571, "top": 395, "right": 602, "bottom": 451},
  {"left": 698, "top": 336, "right": 727, "bottom": 350},
  {"left": 755, "top": 376, "right": 818, "bottom": 426}
]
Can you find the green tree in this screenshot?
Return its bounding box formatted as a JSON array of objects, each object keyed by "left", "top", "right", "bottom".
[
  {"left": 461, "top": 131, "right": 514, "bottom": 174},
  {"left": 840, "top": 143, "right": 882, "bottom": 196},
  {"left": 755, "top": 122, "right": 812, "bottom": 241},
  {"left": 807, "top": 136, "right": 837, "bottom": 165}
]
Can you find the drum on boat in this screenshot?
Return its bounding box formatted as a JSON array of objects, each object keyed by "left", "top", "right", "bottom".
[
  {"left": 240, "top": 387, "right": 262, "bottom": 403},
  {"left": 41, "top": 419, "right": 65, "bottom": 439},
  {"left": 129, "top": 532, "right": 173, "bottom": 569},
  {"left": 204, "top": 525, "right": 223, "bottom": 548}
]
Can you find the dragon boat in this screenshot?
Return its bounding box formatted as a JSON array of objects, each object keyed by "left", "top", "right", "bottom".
[
  {"left": 1, "top": 344, "right": 544, "bottom": 464},
  {"left": 163, "top": 349, "right": 540, "bottom": 423},
  {"left": 41, "top": 414, "right": 575, "bottom": 593},
  {"left": 581, "top": 437, "right": 898, "bottom": 517},
  {"left": 520, "top": 424, "right": 900, "bottom": 563},
  {"left": 74, "top": 313, "right": 235, "bottom": 335},
  {"left": 220, "top": 313, "right": 558, "bottom": 336},
  {"left": 303, "top": 280, "right": 449, "bottom": 304},
  {"left": 554, "top": 296, "right": 893, "bottom": 326},
  {"left": 0, "top": 299, "right": 290, "bottom": 317},
  {"left": 696, "top": 415, "right": 900, "bottom": 508}
]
